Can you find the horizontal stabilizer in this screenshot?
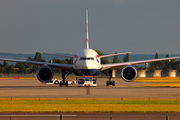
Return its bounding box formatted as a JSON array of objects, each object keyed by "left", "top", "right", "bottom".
[
  {"left": 43, "top": 53, "right": 74, "bottom": 58},
  {"left": 100, "top": 52, "right": 131, "bottom": 58}
]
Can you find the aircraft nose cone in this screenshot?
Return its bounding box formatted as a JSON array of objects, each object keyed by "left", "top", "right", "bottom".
[{"left": 84, "top": 61, "right": 91, "bottom": 69}]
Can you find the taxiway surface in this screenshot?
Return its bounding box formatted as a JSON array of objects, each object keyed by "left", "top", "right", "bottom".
[
  {"left": 1, "top": 78, "right": 180, "bottom": 120},
  {"left": 0, "top": 113, "right": 180, "bottom": 120},
  {"left": 0, "top": 78, "right": 180, "bottom": 98}
]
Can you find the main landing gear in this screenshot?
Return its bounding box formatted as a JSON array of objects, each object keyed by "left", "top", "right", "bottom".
[
  {"left": 103, "top": 70, "right": 115, "bottom": 86},
  {"left": 59, "top": 70, "right": 71, "bottom": 87}
]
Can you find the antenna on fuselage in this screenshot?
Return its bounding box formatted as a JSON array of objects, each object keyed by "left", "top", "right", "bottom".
[{"left": 86, "top": 10, "right": 89, "bottom": 49}]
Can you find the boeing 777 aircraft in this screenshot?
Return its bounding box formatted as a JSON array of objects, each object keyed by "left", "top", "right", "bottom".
[{"left": 0, "top": 10, "right": 180, "bottom": 87}]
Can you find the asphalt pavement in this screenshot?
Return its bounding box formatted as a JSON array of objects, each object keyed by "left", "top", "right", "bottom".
[{"left": 0, "top": 77, "right": 180, "bottom": 120}]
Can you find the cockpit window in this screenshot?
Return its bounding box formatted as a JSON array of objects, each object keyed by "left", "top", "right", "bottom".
[{"left": 79, "top": 57, "right": 94, "bottom": 60}]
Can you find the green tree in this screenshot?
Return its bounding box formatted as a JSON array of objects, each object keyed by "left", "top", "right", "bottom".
[
  {"left": 6, "top": 65, "right": 15, "bottom": 73},
  {"left": 162, "top": 54, "right": 170, "bottom": 70},
  {"left": 15, "top": 63, "right": 27, "bottom": 73},
  {"left": 95, "top": 50, "right": 104, "bottom": 56},
  {"left": 28, "top": 52, "right": 46, "bottom": 62},
  {"left": 95, "top": 50, "right": 110, "bottom": 64},
  {"left": 0, "top": 63, "right": 3, "bottom": 73},
  {"left": 50, "top": 59, "right": 61, "bottom": 63},
  {"left": 49, "top": 59, "right": 68, "bottom": 64},
  {"left": 123, "top": 54, "right": 130, "bottom": 62},
  {"left": 113, "top": 52, "right": 122, "bottom": 63},
  {"left": 29, "top": 65, "right": 38, "bottom": 73},
  {"left": 34, "top": 52, "right": 46, "bottom": 62},
  {"left": 19, "top": 64, "right": 27, "bottom": 73},
  {"left": 150, "top": 53, "right": 161, "bottom": 70},
  {"left": 166, "top": 54, "right": 169, "bottom": 58},
  {"left": 149, "top": 53, "right": 175, "bottom": 70},
  {"left": 2, "top": 61, "right": 9, "bottom": 73},
  {"left": 171, "top": 60, "right": 180, "bottom": 70},
  {"left": 65, "top": 58, "right": 73, "bottom": 64},
  {"left": 27, "top": 57, "right": 34, "bottom": 61},
  {"left": 154, "top": 53, "right": 159, "bottom": 59},
  {"left": 27, "top": 52, "right": 46, "bottom": 73},
  {"left": 15, "top": 63, "right": 23, "bottom": 68},
  {"left": 169, "top": 56, "right": 176, "bottom": 69}
]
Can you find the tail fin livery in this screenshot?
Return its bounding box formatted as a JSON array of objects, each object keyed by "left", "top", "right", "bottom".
[{"left": 86, "top": 10, "right": 89, "bottom": 48}]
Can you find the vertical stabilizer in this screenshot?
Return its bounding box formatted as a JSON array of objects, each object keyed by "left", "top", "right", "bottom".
[{"left": 86, "top": 10, "right": 89, "bottom": 48}]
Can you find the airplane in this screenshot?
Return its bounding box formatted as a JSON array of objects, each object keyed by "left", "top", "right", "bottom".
[{"left": 0, "top": 10, "right": 180, "bottom": 87}]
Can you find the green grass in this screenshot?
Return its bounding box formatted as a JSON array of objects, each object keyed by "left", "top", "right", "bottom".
[
  {"left": 0, "top": 98, "right": 180, "bottom": 113},
  {"left": 134, "top": 77, "right": 180, "bottom": 87},
  {"left": 135, "top": 77, "right": 180, "bottom": 83},
  {"left": 143, "top": 83, "right": 180, "bottom": 87}
]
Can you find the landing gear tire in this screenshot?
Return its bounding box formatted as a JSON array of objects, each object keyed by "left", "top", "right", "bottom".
[
  {"left": 59, "top": 70, "right": 71, "bottom": 87},
  {"left": 112, "top": 81, "right": 115, "bottom": 86},
  {"left": 59, "top": 81, "right": 68, "bottom": 87},
  {"left": 106, "top": 81, "right": 115, "bottom": 86},
  {"left": 66, "top": 81, "right": 68, "bottom": 87},
  {"left": 59, "top": 81, "right": 62, "bottom": 87},
  {"left": 103, "top": 70, "right": 116, "bottom": 87},
  {"left": 106, "top": 81, "right": 109, "bottom": 86}
]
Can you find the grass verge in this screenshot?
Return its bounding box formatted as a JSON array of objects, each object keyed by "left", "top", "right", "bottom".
[
  {"left": 0, "top": 98, "right": 180, "bottom": 113},
  {"left": 143, "top": 83, "right": 180, "bottom": 87},
  {"left": 135, "top": 77, "right": 180, "bottom": 83}
]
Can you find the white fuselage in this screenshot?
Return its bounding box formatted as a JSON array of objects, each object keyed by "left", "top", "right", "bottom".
[{"left": 73, "top": 48, "right": 101, "bottom": 76}]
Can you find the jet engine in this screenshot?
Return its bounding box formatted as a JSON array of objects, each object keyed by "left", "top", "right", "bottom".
[
  {"left": 120, "top": 65, "right": 138, "bottom": 82},
  {"left": 36, "top": 65, "right": 54, "bottom": 82}
]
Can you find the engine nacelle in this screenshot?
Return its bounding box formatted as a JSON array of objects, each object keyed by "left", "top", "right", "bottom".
[
  {"left": 121, "top": 65, "right": 138, "bottom": 82},
  {"left": 36, "top": 65, "right": 54, "bottom": 82}
]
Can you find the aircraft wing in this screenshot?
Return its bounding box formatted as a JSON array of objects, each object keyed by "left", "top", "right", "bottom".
[
  {"left": 101, "top": 56, "right": 180, "bottom": 71},
  {"left": 0, "top": 58, "right": 74, "bottom": 71},
  {"left": 100, "top": 52, "right": 131, "bottom": 58}
]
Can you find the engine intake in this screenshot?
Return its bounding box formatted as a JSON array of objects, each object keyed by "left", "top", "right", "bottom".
[
  {"left": 36, "top": 65, "right": 54, "bottom": 82},
  {"left": 121, "top": 65, "right": 138, "bottom": 82}
]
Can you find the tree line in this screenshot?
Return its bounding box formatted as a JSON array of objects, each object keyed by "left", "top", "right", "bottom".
[
  {"left": 0, "top": 51, "right": 179, "bottom": 74},
  {"left": 0, "top": 52, "right": 73, "bottom": 74},
  {"left": 149, "top": 53, "right": 180, "bottom": 70}
]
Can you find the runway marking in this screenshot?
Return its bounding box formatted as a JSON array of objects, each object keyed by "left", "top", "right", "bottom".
[{"left": 86, "top": 86, "right": 90, "bottom": 95}]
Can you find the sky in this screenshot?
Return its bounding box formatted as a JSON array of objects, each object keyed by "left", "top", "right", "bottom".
[{"left": 0, "top": 0, "right": 180, "bottom": 55}]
